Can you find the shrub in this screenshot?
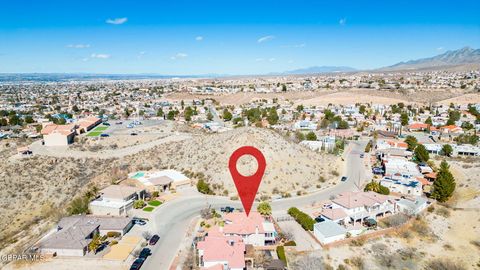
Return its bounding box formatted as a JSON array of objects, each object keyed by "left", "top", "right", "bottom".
[
  {"left": 197, "top": 179, "right": 213, "bottom": 195},
  {"left": 148, "top": 200, "right": 162, "bottom": 207},
  {"left": 288, "top": 207, "right": 315, "bottom": 231},
  {"left": 133, "top": 200, "right": 145, "bottom": 209},
  {"left": 284, "top": 241, "right": 296, "bottom": 246},
  {"left": 424, "top": 259, "right": 466, "bottom": 270},
  {"left": 109, "top": 240, "right": 118, "bottom": 246},
  {"left": 106, "top": 231, "right": 121, "bottom": 238},
  {"left": 151, "top": 191, "right": 159, "bottom": 198},
  {"left": 257, "top": 201, "right": 272, "bottom": 216}
]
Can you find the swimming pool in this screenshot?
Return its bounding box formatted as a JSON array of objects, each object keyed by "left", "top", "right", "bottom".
[{"left": 131, "top": 172, "right": 145, "bottom": 179}]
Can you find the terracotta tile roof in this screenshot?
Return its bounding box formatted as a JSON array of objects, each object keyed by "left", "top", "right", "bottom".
[
  {"left": 41, "top": 123, "right": 75, "bottom": 136},
  {"left": 197, "top": 227, "right": 245, "bottom": 269},
  {"left": 223, "top": 212, "right": 269, "bottom": 235},
  {"left": 321, "top": 208, "right": 348, "bottom": 220}
]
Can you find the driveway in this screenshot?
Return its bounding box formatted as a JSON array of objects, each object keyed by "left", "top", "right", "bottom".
[{"left": 275, "top": 219, "right": 321, "bottom": 251}]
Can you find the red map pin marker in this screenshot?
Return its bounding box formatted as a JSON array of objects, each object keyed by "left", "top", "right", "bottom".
[{"left": 229, "top": 146, "right": 266, "bottom": 217}]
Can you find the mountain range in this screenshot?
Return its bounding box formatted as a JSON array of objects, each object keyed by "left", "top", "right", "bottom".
[{"left": 382, "top": 46, "right": 480, "bottom": 71}]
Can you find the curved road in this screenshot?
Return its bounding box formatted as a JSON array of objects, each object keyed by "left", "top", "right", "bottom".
[{"left": 142, "top": 140, "right": 368, "bottom": 270}]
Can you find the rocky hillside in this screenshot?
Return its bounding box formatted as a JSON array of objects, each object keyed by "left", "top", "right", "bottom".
[{"left": 130, "top": 127, "right": 341, "bottom": 197}]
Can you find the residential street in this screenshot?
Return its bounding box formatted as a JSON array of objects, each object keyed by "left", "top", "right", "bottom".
[{"left": 141, "top": 140, "right": 368, "bottom": 270}]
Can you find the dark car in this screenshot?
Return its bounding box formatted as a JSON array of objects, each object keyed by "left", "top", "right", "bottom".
[
  {"left": 149, "top": 235, "right": 160, "bottom": 245},
  {"left": 132, "top": 219, "right": 146, "bottom": 226},
  {"left": 130, "top": 132, "right": 138, "bottom": 136},
  {"left": 102, "top": 122, "right": 111, "bottom": 126},
  {"left": 139, "top": 248, "right": 151, "bottom": 259},
  {"left": 130, "top": 258, "right": 145, "bottom": 270},
  {"left": 341, "top": 176, "right": 348, "bottom": 182},
  {"left": 220, "top": 206, "right": 235, "bottom": 213},
  {"left": 360, "top": 153, "right": 364, "bottom": 158},
  {"left": 100, "top": 133, "right": 110, "bottom": 137}
]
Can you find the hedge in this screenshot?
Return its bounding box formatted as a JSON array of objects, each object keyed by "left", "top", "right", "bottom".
[
  {"left": 288, "top": 207, "right": 315, "bottom": 231},
  {"left": 106, "top": 231, "right": 121, "bottom": 238},
  {"left": 284, "top": 240, "right": 296, "bottom": 246},
  {"left": 276, "top": 246, "right": 287, "bottom": 265}
]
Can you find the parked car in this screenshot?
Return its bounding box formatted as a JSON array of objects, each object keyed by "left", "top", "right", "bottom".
[
  {"left": 133, "top": 218, "right": 146, "bottom": 226},
  {"left": 341, "top": 176, "right": 348, "bottom": 182},
  {"left": 149, "top": 235, "right": 160, "bottom": 245},
  {"left": 115, "top": 121, "right": 123, "bottom": 125},
  {"left": 130, "top": 132, "right": 138, "bottom": 136},
  {"left": 102, "top": 122, "right": 110, "bottom": 126},
  {"left": 139, "top": 248, "right": 151, "bottom": 259},
  {"left": 220, "top": 206, "right": 235, "bottom": 213},
  {"left": 130, "top": 258, "right": 145, "bottom": 270},
  {"left": 360, "top": 153, "right": 364, "bottom": 158},
  {"left": 100, "top": 133, "right": 110, "bottom": 137}
]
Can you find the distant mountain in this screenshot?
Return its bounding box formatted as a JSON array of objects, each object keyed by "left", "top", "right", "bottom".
[
  {"left": 383, "top": 47, "right": 480, "bottom": 71},
  {"left": 278, "top": 66, "right": 357, "bottom": 75}
]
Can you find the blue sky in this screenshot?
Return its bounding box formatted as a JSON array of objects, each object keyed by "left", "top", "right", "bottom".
[{"left": 0, "top": 0, "right": 479, "bottom": 74}]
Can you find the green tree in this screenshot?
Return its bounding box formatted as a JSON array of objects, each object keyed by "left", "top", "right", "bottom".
[
  {"left": 157, "top": 108, "right": 164, "bottom": 117},
  {"left": 431, "top": 160, "right": 456, "bottom": 202},
  {"left": 257, "top": 201, "right": 272, "bottom": 216},
  {"left": 133, "top": 200, "right": 145, "bottom": 209},
  {"left": 461, "top": 121, "right": 474, "bottom": 130},
  {"left": 414, "top": 144, "right": 430, "bottom": 163},
  {"left": 184, "top": 106, "right": 194, "bottom": 121},
  {"left": 441, "top": 144, "right": 453, "bottom": 157},
  {"left": 425, "top": 116, "right": 433, "bottom": 125},
  {"left": 222, "top": 109, "right": 233, "bottom": 121},
  {"left": 400, "top": 112, "right": 409, "bottom": 126},
  {"left": 404, "top": 135, "right": 418, "bottom": 151},
  {"left": 305, "top": 131, "right": 317, "bottom": 141},
  {"left": 207, "top": 112, "right": 213, "bottom": 121},
  {"left": 167, "top": 110, "right": 175, "bottom": 120},
  {"left": 337, "top": 120, "right": 349, "bottom": 129},
  {"left": 266, "top": 107, "right": 279, "bottom": 125},
  {"left": 359, "top": 105, "right": 366, "bottom": 114},
  {"left": 67, "top": 196, "right": 90, "bottom": 215},
  {"left": 295, "top": 131, "right": 305, "bottom": 141},
  {"left": 296, "top": 105, "right": 304, "bottom": 112}
]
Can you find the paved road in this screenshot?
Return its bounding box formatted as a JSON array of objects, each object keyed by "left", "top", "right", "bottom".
[
  {"left": 208, "top": 105, "right": 224, "bottom": 127},
  {"left": 141, "top": 140, "right": 368, "bottom": 270},
  {"left": 29, "top": 133, "right": 191, "bottom": 159}
]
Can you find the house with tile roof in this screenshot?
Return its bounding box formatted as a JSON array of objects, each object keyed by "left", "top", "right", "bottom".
[
  {"left": 197, "top": 226, "right": 246, "bottom": 270},
  {"left": 41, "top": 123, "right": 76, "bottom": 146},
  {"left": 222, "top": 212, "right": 277, "bottom": 246}
]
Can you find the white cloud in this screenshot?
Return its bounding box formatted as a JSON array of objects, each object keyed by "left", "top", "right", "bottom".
[
  {"left": 195, "top": 36, "right": 204, "bottom": 41},
  {"left": 437, "top": 47, "right": 444, "bottom": 51},
  {"left": 171, "top": 52, "right": 188, "bottom": 60},
  {"left": 255, "top": 58, "right": 264, "bottom": 62},
  {"left": 268, "top": 58, "right": 276, "bottom": 62},
  {"left": 137, "top": 51, "right": 146, "bottom": 59},
  {"left": 67, "top": 44, "right": 90, "bottom": 49},
  {"left": 90, "top": 53, "right": 110, "bottom": 59},
  {"left": 339, "top": 18, "right": 347, "bottom": 26},
  {"left": 282, "top": 43, "right": 306, "bottom": 48},
  {"left": 106, "top": 17, "right": 128, "bottom": 25},
  {"left": 257, "top": 35, "right": 275, "bottom": 43}
]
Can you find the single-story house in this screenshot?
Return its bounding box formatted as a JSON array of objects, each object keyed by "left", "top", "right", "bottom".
[
  {"left": 37, "top": 215, "right": 132, "bottom": 257},
  {"left": 313, "top": 220, "right": 346, "bottom": 245}
]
